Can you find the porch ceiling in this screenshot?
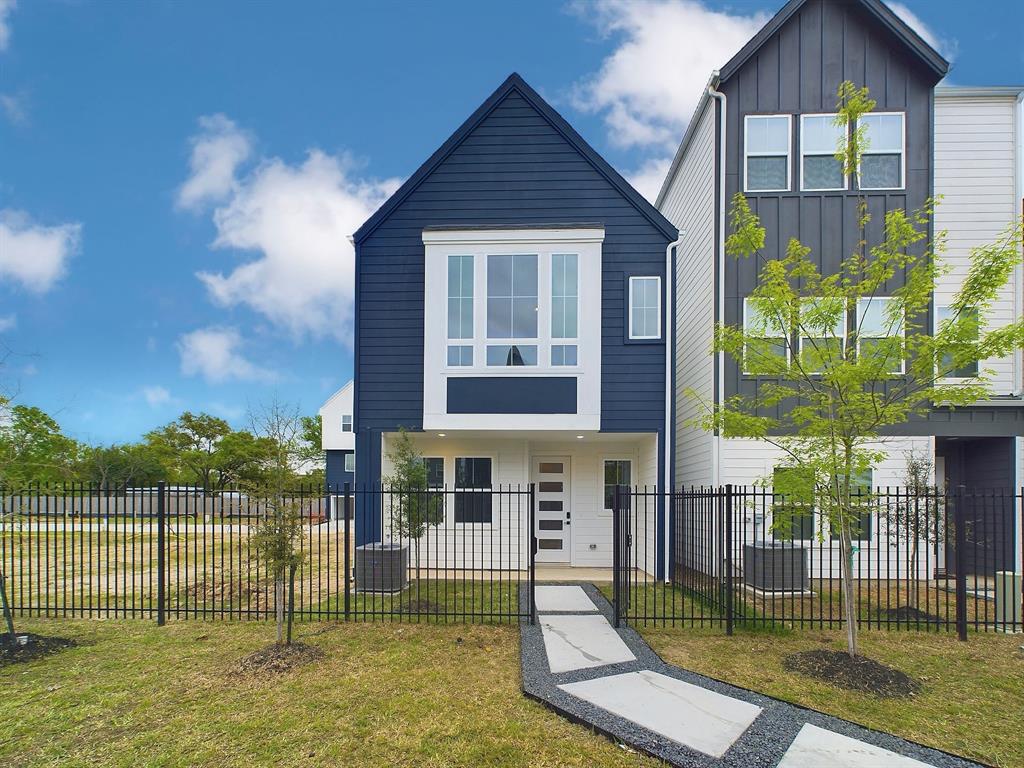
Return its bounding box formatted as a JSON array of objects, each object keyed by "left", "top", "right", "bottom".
[{"left": 389, "top": 430, "right": 655, "bottom": 443}]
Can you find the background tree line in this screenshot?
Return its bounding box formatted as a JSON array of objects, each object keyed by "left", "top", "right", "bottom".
[{"left": 0, "top": 397, "right": 325, "bottom": 490}]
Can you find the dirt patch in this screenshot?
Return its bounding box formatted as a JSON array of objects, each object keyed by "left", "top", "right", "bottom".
[
  {"left": 400, "top": 599, "right": 445, "bottom": 615},
  {"left": 1, "top": 633, "right": 76, "bottom": 667},
  {"left": 877, "top": 605, "right": 942, "bottom": 624},
  {"left": 236, "top": 642, "right": 324, "bottom": 675},
  {"left": 783, "top": 649, "right": 922, "bottom": 698}
]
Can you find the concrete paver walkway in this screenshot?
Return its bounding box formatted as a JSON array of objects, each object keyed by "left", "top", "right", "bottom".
[{"left": 521, "top": 584, "right": 981, "bottom": 768}]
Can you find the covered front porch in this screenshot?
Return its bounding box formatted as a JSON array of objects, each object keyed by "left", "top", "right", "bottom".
[{"left": 371, "top": 429, "right": 662, "bottom": 574}]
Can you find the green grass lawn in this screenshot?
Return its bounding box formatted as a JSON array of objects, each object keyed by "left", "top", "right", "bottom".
[
  {"left": 641, "top": 626, "right": 1024, "bottom": 768},
  {"left": 1, "top": 617, "right": 657, "bottom": 768}
]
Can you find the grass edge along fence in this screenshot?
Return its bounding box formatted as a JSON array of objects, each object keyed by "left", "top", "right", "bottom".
[
  {"left": 613, "top": 485, "right": 1023, "bottom": 639},
  {"left": 0, "top": 482, "right": 537, "bottom": 625}
]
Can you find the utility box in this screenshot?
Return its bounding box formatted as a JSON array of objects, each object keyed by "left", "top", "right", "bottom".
[
  {"left": 354, "top": 542, "right": 409, "bottom": 593},
  {"left": 994, "top": 571, "right": 1022, "bottom": 632},
  {"left": 743, "top": 542, "right": 809, "bottom": 592}
]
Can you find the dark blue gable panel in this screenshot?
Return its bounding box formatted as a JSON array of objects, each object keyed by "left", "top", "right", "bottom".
[{"left": 354, "top": 84, "right": 674, "bottom": 494}]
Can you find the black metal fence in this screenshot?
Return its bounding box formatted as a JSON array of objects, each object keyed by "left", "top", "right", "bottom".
[
  {"left": 0, "top": 482, "right": 536, "bottom": 625},
  {"left": 614, "top": 485, "right": 1024, "bottom": 638}
]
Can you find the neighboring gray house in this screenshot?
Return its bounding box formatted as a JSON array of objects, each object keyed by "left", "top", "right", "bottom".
[{"left": 656, "top": 0, "right": 1022, "bottom": 572}]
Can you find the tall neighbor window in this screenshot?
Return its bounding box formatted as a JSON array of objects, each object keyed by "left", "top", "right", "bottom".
[
  {"left": 447, "top": 255, "right": 474, "bottom": 366},
  {"left": 858, "top": 113, "right": 904, "bottom": 189},
  {"left": 628, "top": 276, "right": 661, "bottom": 340},
  {"left": 487, "top": 254, "right": 538, "bottom": 366},
  {"left": 745, "top": 115, "right": 791, "bottom": 191},
  {"left": 551, "top": 253, "right": 578, "bottom": 366},
  {"left": 801, "top": 114, "right": 846, "bottom": 190}
]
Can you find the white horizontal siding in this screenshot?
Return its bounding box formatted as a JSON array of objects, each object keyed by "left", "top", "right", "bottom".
[
  {"left": 934, "top": 93, "right": 1021, "bottom": 395},
  {"left": 660, "top": 99, "right": 717, "bottom": 488}
]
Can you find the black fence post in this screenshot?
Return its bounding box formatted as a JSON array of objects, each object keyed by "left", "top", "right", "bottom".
[
  {"left": 156, "top": 481, "right": 166, "bottom": 627},
  {"left": 724, "top": 484, "right": 734, "bottom": 636},
  {"left": 528, "top": 482, "right": 536, "bottom": 625},
  {"left": 954, "top": 486, "right": 968, "bottom": 642},
  {"left": 612, "top": 484, "right": 621, "bottom": 628},
  {"left": 343, "top": 483, "right": 351, "bottom": 622}
]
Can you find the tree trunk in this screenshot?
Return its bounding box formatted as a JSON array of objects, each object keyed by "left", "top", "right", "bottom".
[
  {"left": 275, "top": 576, "right": 284, "bottom": 645},
  {"left": 839, "top": 524, "right": 859, "bottom": 657},
  {"left": 286, "top": 562, "right": 297, "bottom": 645}
]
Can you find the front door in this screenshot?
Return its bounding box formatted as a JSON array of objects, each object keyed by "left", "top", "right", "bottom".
[{"left": 532, "top": 456, "right": 571, "bottom": 563}]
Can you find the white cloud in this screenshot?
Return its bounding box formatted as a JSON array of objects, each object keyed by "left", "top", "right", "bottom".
[
  {"left": 0, "top": 209, "right": 81, "bottom": 293},
  {"left": 0, "top": 0, "right": 15, "bottom": 52},
  {"left": 627, "top": 156, "right": 673, "bottom": 203},
  {"left": 0, "top": 314, "right": 14, "bottom": 332},
  {"left": 177, "top": 327, "right": 274, "bottom": 384},
  {"left": 572, "top": 0, "right": 768, "bottom": 150},
  {"left": 176, "top": 114, "right": 253, "bottom": 211},
  {"left": 179, "top": 115, "right": 400, "bottom": 343},
  {"left": 0, "top": 93, "right": 27, "bottom": 125},
  {"left": 889, "top": 2, "right": 957, "bottom": 61},
  {"left": 142, "top": 385, "right": 172, "bottom": 407}
]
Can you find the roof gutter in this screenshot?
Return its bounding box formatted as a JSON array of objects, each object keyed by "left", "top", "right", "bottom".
[{"left": 707, "top": 74, "right": 726, "bottom": 488}]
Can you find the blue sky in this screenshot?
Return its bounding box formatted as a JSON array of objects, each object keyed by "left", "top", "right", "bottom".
[{"left": 1, "top": 0, "right": 1021, "bottom": 445}]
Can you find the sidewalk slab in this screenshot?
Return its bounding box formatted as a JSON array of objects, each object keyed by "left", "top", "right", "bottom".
[
  {"left": 559, "top": 670, "right": 762, "bottom": 758},
  {"left": 540, "top": 614, "right": 635, "bottom": 672},
  {"left": 778, "top": 724, "right": 935, "bottom": 768},
  {"left": 534, "top": 585, "right": 598, "bottom": 613}
]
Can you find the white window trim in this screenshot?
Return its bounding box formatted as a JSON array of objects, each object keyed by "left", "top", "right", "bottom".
[
  {"left": 856, "top": 296, "right": 905, "bottom": 374},
  {"left": 550, "top": 253, "right": 579, "bottom": 366},
  {"left": 743, "top": 114, "right": 792, "bottom": 193},
  {"left": 743, "top": 296, "right": 791, "bottom": 373},
  {"left": 341, "top": 414, "right": 353, "bottom": 432},
  {"left": 343, "top": 453, "right": 355, "bottom": 473},
  {"left": 446, "top": 254, "right": 475, "bottom": 367},
  {"left": 799, "top": 113, "right": 848, "bottom": 192},
  {"left": 423, "top": 456, "right": 445, "bottom": 489},
  {"left": 451, "top": 455, "right": 496, "bottom": 527},
  {"left": 856, "top": 112, "right": 906, "bottom": 191},
  {"left": 797, "top": 297, "right": 847, "bottom": 374},
  {"left": 628, "top": 276, "right": 662, "bottom": 340}
]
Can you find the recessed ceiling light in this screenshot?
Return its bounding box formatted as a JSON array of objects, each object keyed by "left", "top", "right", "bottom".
[
  {"left": 576, "top": 435, "right": 584, "bottom": 439},
  {"left": 438, "top": 433, "right": 446, "bottom": 437}
]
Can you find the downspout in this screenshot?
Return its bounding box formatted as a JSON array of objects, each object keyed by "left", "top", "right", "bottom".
[
  {"left": 664, "top": 230, "right": 685, "bottom": 582},
  {"left": 1014, "top": 90, "right": 1024, "bottom": 397},
  {"left": 707, "top": 75, "right": 727, "bottom": 488}
]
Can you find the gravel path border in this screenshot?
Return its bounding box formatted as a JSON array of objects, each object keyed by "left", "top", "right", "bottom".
[{"left": 519, "top": 582, "right": 984, "bottom": 768}]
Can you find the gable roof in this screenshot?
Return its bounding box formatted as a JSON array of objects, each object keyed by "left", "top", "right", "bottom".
[
  {"left": 352, "top": 73, "right": 677, "bottom": 244},
  {"left": 318, "top": 380, "right": 353, "bottom": 413},
  {"left": 719, "top": 0, "right": 949, "bottom": 83}
]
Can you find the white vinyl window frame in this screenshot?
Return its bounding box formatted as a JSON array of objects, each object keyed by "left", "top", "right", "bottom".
[
  {"left": 856, "top": 112, "right": 906, "bottom": 191},
  {"left": 341, "top": 414, "right": 353, "bottom": 432},
  {"left": 743, "top": 114, "right": 792, "bottom": 193},
  {"left": 601, "top": 456, "right": 634, "bottom": 518},
  {"left": 446, "top": 254, "right": 475, "bottom": 368},
  {"left": 343, "top": 453, "right": 355, "bottom": 473},
  {"left": 628, "top": 276, "right": 662, "bottom": 340},
  {"left": 935, "top": 305, "right": 981, "bottom": 380},
  {"left": 799, "top": 113, "right": 848, "bottom": 192},
  {"left": 743, "top": 296, "right": 791, "bottom": 373},
  {"left": 856, "top": 296, "right": 905, "bottom": 374},
  {"left": 797, "top": 297, "right": 847, "bottom": 374}
]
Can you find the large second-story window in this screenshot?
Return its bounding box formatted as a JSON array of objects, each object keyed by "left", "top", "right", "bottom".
[
  {"left": 858, "top": 113, "right": 904, "bottom": 190},
  {"left": 743, "top": 297, "right": 788, "bottom": 372},
  {"left": 744, "top": 115, "right": 791, "bottom": 192},
  {"left": 856, "top": 297, "right": 904, "bottom": 373},
  {"left": 798, "top": 297, "right": 846, "bottom": 373},
  {"left": 936, "top": 306, "right": 980, "bottom": 378},
  {"left": 487, "top": 254, "right": 538, "bottom": 366},
  {"left": 447, "top": 255, "right": 474, "bottom": 366},
  {"left": 551, "top": 253, "right": 578, "bottom": 366},
  {"left": 800, "top": 114, "right": 846, "bottom": 191}
]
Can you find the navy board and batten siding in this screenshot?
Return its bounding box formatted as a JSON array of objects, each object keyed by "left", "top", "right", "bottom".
[{"left": 352, "top": 73, "right": 677, "bottom": 553}]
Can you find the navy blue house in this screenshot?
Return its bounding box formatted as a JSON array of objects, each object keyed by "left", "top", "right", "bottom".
[{"left": 350, "top": 74, "right": 678, "bottom": 576}]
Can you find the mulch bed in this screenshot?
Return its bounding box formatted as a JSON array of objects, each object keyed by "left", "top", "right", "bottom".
[
  {"left": 877, "top": 605, "right": 943, "bottom": 624},
  {"left": 236, "top": 642, "right": 324, "bottom": 675},
  {"left": 783, "top": 649, "right": 922, "bottom": 698},
  {"left": 0, "top": 634, "right": 76, "bottom": 667}
]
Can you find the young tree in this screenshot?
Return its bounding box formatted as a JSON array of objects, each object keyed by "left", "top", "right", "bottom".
[
  {"left": 247, "top": 399, "right": 306, "bottom": 645},
  {"left": 695, "top": 82, "right": 1024, "bottom": 657},
  {"left": 384, "top": 428, "right": 443, "bottom": 583}
]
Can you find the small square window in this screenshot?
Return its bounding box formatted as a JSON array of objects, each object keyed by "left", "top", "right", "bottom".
[
  {"left": 447, "top": 345, "right": 473, "bottom": 366},
  {"left": 551, "top": 344, "right": 578, "bottom": 366},
  {"left": 628, "top": 276, "right": 661, "bottom": 340},
  {"left": 341, "top": 414, "right": 353, "bottom": 432},
  {"left": 486, "top": 344, "right": 537, "bottom": 366}
]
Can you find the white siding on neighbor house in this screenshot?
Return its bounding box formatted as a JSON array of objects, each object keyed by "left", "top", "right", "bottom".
[
  {"left": 378, "top": 432, "right": 657, "bottom": 570},
  {"left": 717, "top": 437, "right": 936, "bottom": 580},
  {"left": 319, "top": 381, "right": 355, "bottom": 451},
  {"left": 934, "top": 93, "right": 1022, "bottom": 394},
  {"left": 660, "top": 99, "right": 718, "bottom": 488}
]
